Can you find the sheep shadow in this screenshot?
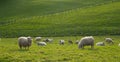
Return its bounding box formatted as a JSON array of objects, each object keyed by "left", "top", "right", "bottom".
[
  {"left": 9, "top": 48, "right": 30, "bottom": 53},
  {"left": 79, "top": 48, "right": 98, "bottom": 51}
]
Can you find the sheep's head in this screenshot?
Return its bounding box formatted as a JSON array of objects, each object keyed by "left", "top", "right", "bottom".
[
  {"left": 78, "top": 42, "right": 83, "bottom": 48},
  {"left": 27, "top": 37, "right": 32, "bottom": 45}
]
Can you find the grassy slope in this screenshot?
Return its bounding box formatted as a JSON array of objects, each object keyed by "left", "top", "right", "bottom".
[
  {"left": 0, "top": 36, "right": 120, "bottom": 62},
  {"left": 0, "top": 0, "right": 120, "bottom": 37},
  {"left": 0, "top": 0, "right": 117, "bottom": 17}
]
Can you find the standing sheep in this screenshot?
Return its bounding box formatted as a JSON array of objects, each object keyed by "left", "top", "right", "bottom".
[
  {"left": 35, "top": 37, "right": 42, "bottom": 41},
  {"left": 59, "top": 40, "right": 65, "bottom": 45},
  {"left": 105, "top": 38, "right": 114, "bottom": 44},
  {"left": 78, "top": 36, "right": 94, "bottom": 49},
  {"left": 96, "top": 42, "right": 105, "bottom": 46},
  {"left": 18, "top": 36, "right": 32, "bottom": 49}
]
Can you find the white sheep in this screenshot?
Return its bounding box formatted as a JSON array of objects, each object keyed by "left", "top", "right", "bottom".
[
  {"left": 43, "top": 38, "right": 53, "bottom": 43},
  {"left": 18, "top": 36, "right": 32, "bottom": 49},
  {"left": 59, "top": 40, "right": 65, "bottom": 45},
  {"left": 75, "top": 40, "right": 79, "bottom": 44},
  {"left": 105, "top": 38, "right": 114, "bottom": 44},
  {"left": 35, "top": 37, "right": 42, "bottom": 41},
  {"left": 96, "top": 42, "right": 105, "bottom": 46},
  {"left": 78, "top": 36, "right": 94, "bottom": 49},
  {"left": 37, "top": 42, "right": 47, "bottom": 46},
  {"left": 47, "top": 39, "right": 53, "bottom": 43}
]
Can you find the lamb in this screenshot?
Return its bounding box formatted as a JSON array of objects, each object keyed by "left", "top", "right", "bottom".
[
  {"left": 35, "top": 37, "right": 42, "bottom": 41},
  {"left": 68, "top": 40, "right": 73, "bottom": 44},
  {"left": 59, "top": 40, "right": 65, "bottom": 45},
  {"left": 105, "top": 38, "right": 114, "bottom": 44},
  {"left": 37, "top": 42, "right": 47, "bottom": 46},
  {"left": 96, "top": 42, "right": 105, "bottom": 46},
  {"left": 78, "top": 36, "right": 94, "bottom": 49},
  {"left": 18, "top": 36, "right": 32, "bottom": 49}
]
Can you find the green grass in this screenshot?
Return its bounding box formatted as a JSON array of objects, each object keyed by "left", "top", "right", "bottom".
[
  {"left": 0, "top": 0, "right": 120, "bottom": 37},
  {"left": 0, "top": 0, "right": 118, "bottom": 17},
  {"left": 0, "top": 36, "right": 120, "bottom": 62}
]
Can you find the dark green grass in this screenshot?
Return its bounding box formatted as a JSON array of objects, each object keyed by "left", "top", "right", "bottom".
[
  {"left": 0, "top": 0, "right": 118, "bottom": 17},
  {"left": 0, "top": 36, "right": 120, "bottom": 62}
]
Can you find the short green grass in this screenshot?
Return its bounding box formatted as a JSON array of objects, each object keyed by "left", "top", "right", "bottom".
[{"left": 0, "top": 36, "right": 120, "bottom": 62}]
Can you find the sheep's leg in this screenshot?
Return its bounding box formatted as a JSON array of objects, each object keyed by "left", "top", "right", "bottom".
[
  {"left": 24, "top": 47, "right": 26, "bottom": 50},
  {"left": 112, "top": 42, "right": 114, "bottom": 44},
  {"left": 19, "top": 46, "right": 22, "bottom": 49},
  {"left": 82, "top": 46, "right": 84, "bottom": 49}
]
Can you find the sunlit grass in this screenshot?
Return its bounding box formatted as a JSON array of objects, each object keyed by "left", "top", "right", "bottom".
[{"left": 0, "top": 36, "right": 120, "bottom": 62}]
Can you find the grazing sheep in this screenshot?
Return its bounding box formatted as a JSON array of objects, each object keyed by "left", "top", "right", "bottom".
[
  {"left": 75, "top": 40, "right": 79, "bottom": 44},
  {"left": 43, "top": 38, "right": 53, "bottom": 43},
  {"left": 96, "top": 42, "right": 105, "bottom": 46},
  {"left": 35, "top": 37, "right": 42, "bottom": 41},
  {"left": 68, "top": 40, "right": 73, "bottom": 44},
  {"left": 47, "top": 39, "right": 53, "bottom": 43},
  {"left": 59, "top": 40, "right": 65, "bottom": 45},
  {"left": 37, "top": 42, "right": 47, "bottom": 46},
  {"left": 105, "top": 38, "right": 114, "bottom": 44},
  {"left": 78, "top": 36, "right": 94, "bottom": 49},
  {"left": 18, "top": 36, "right": 32, "bottom": 49}
]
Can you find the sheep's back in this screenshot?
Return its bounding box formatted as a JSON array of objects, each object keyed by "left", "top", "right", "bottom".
[
  {"left": 18, "top": 37, "right": 29, "bottom": 47},
  {"left": 80, "top": 37, "right": 94, "bottom": 45}
]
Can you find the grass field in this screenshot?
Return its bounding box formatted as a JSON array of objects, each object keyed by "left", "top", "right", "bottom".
[
  {"left": 0, "top": 0, "right": 120, "bottom": 62},
  {"left": 0, "top": 36, "right": 120, "bottom": 62},
  {"left": 0, "top": 0, "right": 118, "bottom": 17},
  {"left": 0, "top": 0, "right": 120, "bottom": 37}
]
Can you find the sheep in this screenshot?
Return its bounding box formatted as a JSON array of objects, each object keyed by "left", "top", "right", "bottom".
[
  {"left": 37, "top": 42, "right": 47, "bottom": 46},
  {"left": 105, "top": 38, "right": 114, "bottom": 44},
  {"left": 35, "top": 37, "right": 42, "bottom": 41},
  {"left": 47, "top": 39, "right": 53, "bottom": 43},
  {"left": 78, "top": 36, "right": 94, "bottom": 49},
  {"left": 68, "top": 40, "right": 73, "bottom": 44},
  {"left": 43, "top": 38, "right": 53, "bottom": 43},
  {"left": 18, "top": 36, "right": 32, "bottom": 49},
  {"left": 75, "top": 40, "right": 79, "bottom": 44},
  {"left": 59, "top": 40, "right": 65, "bottom": 45},
  {"left": 96, "top": 42, "right": 105, "bottom": 46}
]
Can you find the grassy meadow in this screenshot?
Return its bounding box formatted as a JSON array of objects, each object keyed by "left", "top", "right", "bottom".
[
  {"left": 0, "top": 0, "right": 120, "bottom": 37},
  {"left": 0, "top": 36, "right": 120, "bottom": 62},
  {"left": 0, "top": 0, "right": 120, "bottom": 62}
]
